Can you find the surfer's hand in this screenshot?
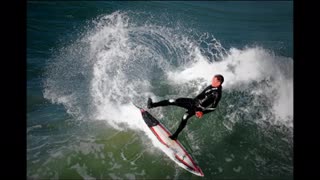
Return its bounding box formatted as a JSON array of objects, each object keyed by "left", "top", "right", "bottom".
[{"left": 195, "top": 111, "right": 203, "bottom": 118}]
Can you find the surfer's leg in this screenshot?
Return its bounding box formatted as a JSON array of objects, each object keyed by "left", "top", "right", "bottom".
[
  {"left": 149, "top": 99, "right": 173, "bottom": 108},
  {"left": 150, "top": 98, "right": 194, "bottom": 110},
  {"left": 174, "top": 98, "right": 195, "bottom": 110},
  {"left": 169, "top": 110, "right": 195, "bottom": 140}
]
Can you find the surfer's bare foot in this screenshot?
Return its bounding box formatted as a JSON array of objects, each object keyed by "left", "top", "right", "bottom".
[
  {"left": 147, "top": 98, "right": 153, "bottom": 109},
  {"left": 169, "top": 135, "right": 177, "bottom": 140}
]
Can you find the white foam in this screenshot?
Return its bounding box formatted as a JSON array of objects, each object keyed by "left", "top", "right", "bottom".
[
  {"left": 233, "top": 166, "right": 242, "bottom": 173},
  {"left": 124, "top": 173, "right": 136, "bottom": 180},
  {"left": 70, "top": 163, "right": 96, "bottom": 180},
  {"left": 27, "top": 125, "right": 42, "bottom": 133},
  {"left": 70, "top": 141, "right": 104, "bottom": 157},
  {"left": 167, "top": 47, "right": 293, "bottom": 127}
]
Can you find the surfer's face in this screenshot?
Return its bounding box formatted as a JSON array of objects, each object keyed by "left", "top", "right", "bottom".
[{"left": 211, "top": 77, "right": 221, "bottom": 87}]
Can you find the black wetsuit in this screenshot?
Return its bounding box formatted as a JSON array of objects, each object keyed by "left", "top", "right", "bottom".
[{"left": 151, "top": 85, "right": 222, "bottom": 138}]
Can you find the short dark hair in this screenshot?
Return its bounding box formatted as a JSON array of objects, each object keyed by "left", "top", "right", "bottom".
[{"left": 214, "top": 74, "right": 224, "bottom": 84}]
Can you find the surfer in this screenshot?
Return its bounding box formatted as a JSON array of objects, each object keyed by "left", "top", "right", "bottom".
[{"left": 147, "top": 74, "right": 224, "bottom": 140}]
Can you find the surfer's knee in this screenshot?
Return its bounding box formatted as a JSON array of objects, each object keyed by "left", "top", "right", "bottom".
[
  {"left": 180, "top": 116, "right": 188, "bottom": 127},
  {"left": 169, "top": 99, "right": 175, "bottom": 103},
  {"left": 182, "top": 113, "right": 189, "bottom": 120}
]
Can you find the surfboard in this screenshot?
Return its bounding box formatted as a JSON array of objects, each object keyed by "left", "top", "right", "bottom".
[{"left": 134, "top": 104, "right": 204, "bottom": 177}]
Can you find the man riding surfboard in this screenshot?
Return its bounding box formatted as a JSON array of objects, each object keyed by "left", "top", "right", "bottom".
[{"left": 147, "top": 74, "right": 224, "bottom": 140}]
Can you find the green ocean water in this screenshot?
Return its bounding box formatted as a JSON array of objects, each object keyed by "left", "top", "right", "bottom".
[{"left": 27, "top": 1, "right": 293, "bottom": 179}]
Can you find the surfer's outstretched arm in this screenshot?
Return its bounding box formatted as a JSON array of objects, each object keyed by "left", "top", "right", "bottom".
[
  {"left": 200, "top": 100, "right": 219, "bottom": 115},
  {"left": 202, "top": 108, "right": 216, "bottom": 115}
]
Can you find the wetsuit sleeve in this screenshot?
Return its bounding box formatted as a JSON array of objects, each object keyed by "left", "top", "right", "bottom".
[
  {"left": 202, "top": 92, "right": 221, "bottom": 115},
  {"left": 202, "top": 109, "right": 215, "bottom": 115},
  {"left": 195, "top": 85, "right": 211, "bottom": 100}
]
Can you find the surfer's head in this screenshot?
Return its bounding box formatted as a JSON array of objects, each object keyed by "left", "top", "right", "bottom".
[{"left": 212, "top": 74, "right": 224, "bottom": 87}]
